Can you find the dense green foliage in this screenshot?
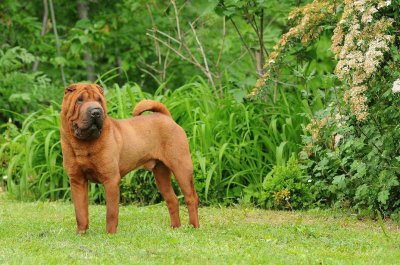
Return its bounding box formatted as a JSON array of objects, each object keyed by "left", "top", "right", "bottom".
[
  {"left": 1, "top": 0, "right": 400, "bottom": 221},
  {"left": 0, "top": 47, "right": 55, "bottom": 124},
  {"left": 281, "top": 0, "right": 400, "bottom": 220},
  {"left": 0, "top": 0, "right": 291, "bottom": 94}
]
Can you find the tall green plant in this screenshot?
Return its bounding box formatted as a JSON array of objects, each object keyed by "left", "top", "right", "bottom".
[{"left": 0, "top": 106, "right": 66, "bottom": 200}]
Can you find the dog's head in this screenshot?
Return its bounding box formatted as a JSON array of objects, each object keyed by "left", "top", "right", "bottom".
[{"left": 62, "top": 83, "right": 106, "bottom": 141}]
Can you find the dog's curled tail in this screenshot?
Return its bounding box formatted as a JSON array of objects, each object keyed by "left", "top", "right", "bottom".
[{"left": 132, "top": 100, "right": 172, "bottom": 118}]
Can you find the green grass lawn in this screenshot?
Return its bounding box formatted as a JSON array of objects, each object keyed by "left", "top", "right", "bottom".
[{"left": 0, "top": 194, "right": 399, "bottom": 265}]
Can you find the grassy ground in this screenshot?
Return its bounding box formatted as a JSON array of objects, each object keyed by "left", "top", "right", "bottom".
[{"left": 0, "top": 194, "right": 399, "bottom": 265}]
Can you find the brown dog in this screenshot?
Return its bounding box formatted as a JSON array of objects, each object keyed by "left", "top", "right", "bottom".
[{"left": 60, "top": 83, "right": 199, "bottom": 234}]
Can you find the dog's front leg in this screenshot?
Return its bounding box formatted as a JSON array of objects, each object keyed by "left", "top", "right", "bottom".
[
  {"left": 103, "top": 177, "right": 121, "bottom": 234},
  {"left": 69, "top": 176, "right": 89, "bottom": 234}
]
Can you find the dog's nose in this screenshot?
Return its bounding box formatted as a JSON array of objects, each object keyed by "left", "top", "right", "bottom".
[{"left": 90, "top": 108, "right": 102, "bottom": 119}]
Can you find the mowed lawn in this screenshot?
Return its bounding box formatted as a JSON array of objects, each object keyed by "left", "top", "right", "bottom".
[{"left": 0, "top": 195, "right": 399, "bottom": 265}]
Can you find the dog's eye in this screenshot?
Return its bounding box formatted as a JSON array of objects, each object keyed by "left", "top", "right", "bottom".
[{"left": 77, "top": 96, "right": 84, "bottom": 104}]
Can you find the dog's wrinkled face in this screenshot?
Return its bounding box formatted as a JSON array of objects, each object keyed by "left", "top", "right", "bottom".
[{"left": 62, "top": 84, "right": 106, "bottom": 141}]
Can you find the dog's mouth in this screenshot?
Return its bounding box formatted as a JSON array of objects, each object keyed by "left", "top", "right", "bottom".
[{"left": 73, "top": 119, "right": 103, "bottom": 140}]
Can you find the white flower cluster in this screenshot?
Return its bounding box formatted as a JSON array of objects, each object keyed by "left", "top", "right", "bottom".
[
  {"left": 378, "top": 0, "right": 391, "bottom": 8},
  {"left": 364, "top": 36, "right": 392, "bottom": 76},
  {"left": 332, "top": 0, "right": 394, "bottom": 121},
  {"left": 392, "top": 79, "right": 400, "bottom": 93}
]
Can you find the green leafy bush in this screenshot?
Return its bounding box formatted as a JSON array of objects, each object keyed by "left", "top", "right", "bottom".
[
  {"left": 301, "top": 101, "right": 400, "bottom": 217},
  {"left": 0, "top": 46, "right": 57, "bottom": 125},
  {"left": 250, "top": 0, "right": 400, "bottom": 218},
  {"left": 259, "top": 156, "right": 312, "bottom": 209}
]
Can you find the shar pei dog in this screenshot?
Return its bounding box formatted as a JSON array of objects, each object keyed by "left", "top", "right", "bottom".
[{"left": 60, "top": 83, "right": 199, "bottom": 234}]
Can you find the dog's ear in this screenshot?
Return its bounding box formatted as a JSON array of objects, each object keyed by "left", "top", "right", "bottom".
[
  {"left": 65, "top": 84, "right": 77, "bottom": 94},
  {"left": 94, "top": 84, "right": 104, "bottom": 95}
]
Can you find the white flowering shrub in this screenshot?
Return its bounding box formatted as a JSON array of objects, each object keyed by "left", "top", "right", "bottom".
[
  {"left": 333, "top": 0, "right": 394, "bottom": 121},
  {"left": 252, "top": 0, "right": 400, "bottom": 219}
]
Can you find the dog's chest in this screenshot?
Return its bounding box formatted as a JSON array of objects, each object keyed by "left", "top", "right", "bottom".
[
  {"left": 75, "top": 151, "right": 101, "bottom": 183},
  {"left": 75, "top": 151, "right": 92, "bottom": 165},
  {"left": 81, "top": 167, "right": 100, "bottom": 183}
]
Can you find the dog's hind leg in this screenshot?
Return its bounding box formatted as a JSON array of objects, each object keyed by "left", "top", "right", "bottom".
[
  {"left": 153, "top": 162, "right": 181, "bottom": 228},
  {"left": 169, "top": 159, "right": 199, "bottom": 228}
]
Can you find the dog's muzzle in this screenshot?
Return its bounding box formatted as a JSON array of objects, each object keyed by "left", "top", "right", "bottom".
[{"left": 73, "top": 107, "right": 104, "bottom": 140}]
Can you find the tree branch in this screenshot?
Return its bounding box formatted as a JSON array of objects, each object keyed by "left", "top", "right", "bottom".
[
  {"left": 49, "top": 0, "right": 66, "bottom": 86},
  {"left": 170, "top": 0, "right": 182, "bottom": 44},
  {"left": 216, "top": 16, "right": 226, "bottom": 69},
  {"left": 189, "top": 22, "right": 217, "bottom": 95},
  {"left": 146, "top": 32, "right": 204, "bottom": 72},
  {"left": 77, "top": 1, "right": 95, "bottom": 82},
  {"left": 229, "top": 17, "right": 256, "bottom": 66},
  {"left": 146, "top": 4, "right": 161, "bottom": 65},
  {"left": 32, "top": 0, "right": 49, "bottom": 72}
]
